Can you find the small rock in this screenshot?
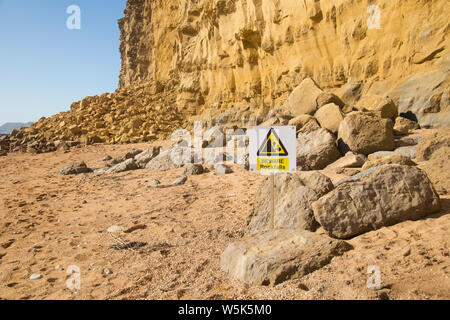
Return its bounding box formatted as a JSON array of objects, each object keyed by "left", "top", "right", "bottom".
[
  {"left": 59, "top": 162, "right": 90, "bottom": 175},
  {"left": 172, "top": 176, "right": 187, "bottom": 186},
  {"left": 134, "top": 147, "right": 161, "bottom": 168},
  {"left": 30, "top": 274, "right": 42, "bottom": 280},
  {"left": 102, "top": 155, "right": 112, "bottom": 161},
  {"left": 125, "top": 148, "right": 143, "bottom": 159},
  {"left": 394, "top": 117, "right": 420, "bottom": 135},
  {"left": 183, "top": 164, "right": 204, "bottom": 176},
  {"left": 103, "top": 268, "right": 113, "bottom": 275},
  {"left": 106, "top": 159, "right": 138, "bottom": 174},
  {"left": 147, "top": 179, "right": 161, "bottom": 186},
  {"left": 107, "top": 225, "right": 123, "bottom": 233},
  {"left": 214, "top": 164, "right": 233, "bottom": 174}
]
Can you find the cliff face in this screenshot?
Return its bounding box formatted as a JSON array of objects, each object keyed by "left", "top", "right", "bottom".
[
  {"left": 118, "top": 0, "right": 449, "bottom": 125},
  {"left": 7, "top": 0, "right": 449, "bottom": 153}
]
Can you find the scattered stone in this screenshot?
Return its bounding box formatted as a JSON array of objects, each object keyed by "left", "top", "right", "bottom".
[
  {"left": 107, "top": 225, "right": 123, "bottom": 233},
  {"left": 106, "top": 158, "right": 138, "bottom": 174},
  {"left": 214, "top": 163, "right": 233, "bottom": 174},
  {"left": 30, "top": 274, "right": 42, "bottom": 280},
  {"left": 103, "top": 268, "right": 113, "bottom": 275},
  {"left": 102, "top": 155, "right": 112, "bottom": 161},
  {"left": 145, "top": 148, "right": 185, "bottom": 171},
  {"left": 125, "top": 148, "right": 143, "bottom": 159},
  {"left": 394, "top": 117, "right": 420, "bottom": 135},
  {"left": 312, "top": 165, "right": 441, "bottom": 239},
  {"left": 183, "top": 163, "right": 204, "bottom": 176},
  {"left": 58, "top": 162, "right": 90, "bottom": 175},
  {"left": 56, "top": 141, "right": 70, "bottom": 152},
  {"left": 147, "top": 179, "right": 161, "bottom": 186},
  {"left": 338, "top": 112, "right": 395, "bottom": 155},
  {"left": 296, "top": 128, "right": 340, "bottom": 170},
  {"left": 314, "top": 103, "right": 344, "bottom": 133},
  {"left": 221, "top": 228, "right": 352, "bottom": 286},
  {"left": 171, "top": 176, "right": 188, "bottom": 186},
  {"left": 134, "top": 146, "right": 161, "bottom": 168},
  {"left": 247, "top": 172, "right": 333, "bottom": 234}
]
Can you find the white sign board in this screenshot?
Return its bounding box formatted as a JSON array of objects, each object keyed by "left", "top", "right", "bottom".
[{"left": 248, "top": 126, "right": 297, "bottom": 173}]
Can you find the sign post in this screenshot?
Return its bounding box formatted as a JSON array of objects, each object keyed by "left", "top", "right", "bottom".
[{"left": 248, "top": 126, "right": 297, "bottom": 230}]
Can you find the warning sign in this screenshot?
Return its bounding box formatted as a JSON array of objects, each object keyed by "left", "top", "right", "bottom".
[
  {"left": 257, "top": 128, "right": 289, "bottom": 157},
  {"left": 248, "top": 126, "right": 296, "bottom": 173}
]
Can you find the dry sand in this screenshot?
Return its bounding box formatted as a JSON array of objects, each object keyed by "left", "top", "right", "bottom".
[{"left": 0, "top": 141, "right": 449, "bottom": 300}]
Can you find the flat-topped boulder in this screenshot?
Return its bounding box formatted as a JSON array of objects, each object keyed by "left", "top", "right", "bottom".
[{"left": 221, "top": 228, "right": 352, "bottom": 286}]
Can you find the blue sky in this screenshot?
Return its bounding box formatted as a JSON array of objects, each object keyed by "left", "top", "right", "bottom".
[{"left": 0, "top": 0, "right": 127, "bottom": 124}]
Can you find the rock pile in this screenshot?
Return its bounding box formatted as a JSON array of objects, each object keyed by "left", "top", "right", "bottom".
[
  {"left": 219, "top": 80, "right": 444, "bottom": 285},
  {"left": 6, "top": 81, "right": 184, "bottom": 155}
]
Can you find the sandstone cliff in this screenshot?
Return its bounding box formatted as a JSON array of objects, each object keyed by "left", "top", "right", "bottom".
[{"left": 118, "top": 0, "right": 449, "bottom": 125}]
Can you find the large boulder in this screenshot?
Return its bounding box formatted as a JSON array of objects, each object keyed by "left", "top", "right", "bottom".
[
  {"left": 297, "top": 128, "right": 341, "bottom": 170},
  {"left": 221, "top": 228, "right": 352, "bottom": 286},
  {"left": 338, "top": 112, "right": 395, "bottom": 155},
  {"left": 247, "top": 172, "right": 333, "bottom": 234},
  {"left": 312, "top": 165, "right": 441, "bottom": 239},
  {"left": 356, "top": 95, "right": 398, "bottom": 120},
  {"left": 285, "top": 78, "right": 324, "bottom": 116},
  {"left": 314, "top": 103, "right": 344, "bottom": 133}
]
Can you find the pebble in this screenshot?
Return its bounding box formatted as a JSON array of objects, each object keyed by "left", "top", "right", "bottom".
[
  {"left": 107, "top": 225, "right": 123, "bottom": 233},
  {"left": 103, "top": 268, "right": 113, "bottom": 275},
  {"left": 214, "top": 164, "right": 233, "bottom": 174},
  {"left": 147, "top": 179, "right": 161, "bottom": 186},
  {"left": 30, "top": 274, "right": 43, "bottom": 280}
]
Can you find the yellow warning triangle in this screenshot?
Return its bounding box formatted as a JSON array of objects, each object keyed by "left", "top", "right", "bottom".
[{"left": 257, "top": 128, "right": 289, "bottom": 156}]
